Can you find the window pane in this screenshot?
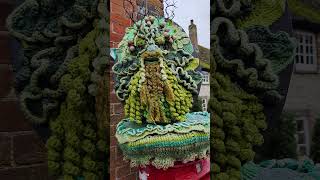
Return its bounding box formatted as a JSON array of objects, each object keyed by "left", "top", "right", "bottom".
[
  {"left": 300, "top": 45, "right": 303, "bottom": 53},
  {"left": 297, "top": 120, "right": 304, "bottom": 131},
  {"left": 301, "top": 56, "right": 304, "bottom": 63},
  {"left": 298, "top": 133, "right": 305, "bottom": 144},
  {"left": 306, "top": 56, "right": 309, "bottom": 64},
  {"left": 310, "top": 56, "right": 314, "bottom": 64},
  {"left": 296, "top": 56, "right": 299, "bottom": 63},
  {"left": 306, "top": 46, "right": 309, "bottom": 53}
]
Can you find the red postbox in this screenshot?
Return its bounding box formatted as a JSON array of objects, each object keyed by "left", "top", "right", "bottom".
[{"left": 138, "top": 158, "right": 210, "bottom": 180}]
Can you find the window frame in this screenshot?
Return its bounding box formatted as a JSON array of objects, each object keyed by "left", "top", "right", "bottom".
[
  {"left": 201, "top": 98, "right": 207, "bottom": 112},
  {"left": 295, "top": 116, "right": 310, "bottom": 156},
  {"left": 202, "top": 73, "right": 209, "bottom": 84},
  {"left": 294, "top": 30, "right": 318, "bottom": 73}
]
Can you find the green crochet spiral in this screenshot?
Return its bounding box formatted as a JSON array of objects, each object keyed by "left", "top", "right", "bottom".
[
  {"left": 7, "top": 0, "right": 98, "bottom": 123},
  {"left": 210, "top": 70, "right": 267, "bottom": 179},
  {"left": 47, "top": 23, "right": 106, "bottom": 180}
]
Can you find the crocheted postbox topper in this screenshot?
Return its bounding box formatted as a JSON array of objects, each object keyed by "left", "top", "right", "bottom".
[{"left": 112, "top": 16, "right": 210, "bottom": 169}]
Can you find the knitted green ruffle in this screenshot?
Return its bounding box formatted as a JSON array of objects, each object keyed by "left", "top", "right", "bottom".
[
  {"left": 116, "top": 112, "right": 209, "bottom": 144},
  {"left": 116, "top": 112, "right": 210, "bottom": 169},
  {"left": 246, "top": 26, "right": 296, "bottom": 74},
  {"left": 214, "top": 0, "right": 286, "bottom": 29},
  {"left": 6, "top": 0, "right": 98, "bottom": 124},
  {"left": 241, "top": 159, "right": 320, "bottom": 180},
  {"left": 212, "top": 17, "right": 281, "bottom": 104}
]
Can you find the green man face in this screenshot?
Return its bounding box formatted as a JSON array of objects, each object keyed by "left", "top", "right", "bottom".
[{"left": 112, "top": 16, "right": 203, "bottom": 124}]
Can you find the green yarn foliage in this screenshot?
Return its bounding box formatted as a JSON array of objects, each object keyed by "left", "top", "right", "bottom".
[
  {"left": 47, "top": 24, "right": 106, "bottom": 180},
  {"left": 209, "top": 70, "right": 267, "bottom": 179},
  {"left": 6, "top": 0, "right": 98, "bottom": 124},
  {"left": 288, "top": 0, "right": 320, "bottom": 24},
  {"left": 246, "top": 26, "right": 296, "bottom": 74},
  {"left": 212, "top": 17, "right": 281, "bottom": 104},
  {"left": 213, "top": 0, "right": 285, "bottom": 29},
  {"left": 241, "top": 159, "right": 320, "bottom": 180},
  {"left": 113, "top": 16, "right": 203, "bottom": 124},
  {"left": 236, "top": 0, "right": 286, "bottom": 29}
]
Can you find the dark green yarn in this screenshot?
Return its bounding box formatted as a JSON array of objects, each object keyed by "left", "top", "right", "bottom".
[
  {"left": 212, "top": 16, "right": 281, "bottom": 105},
  {"left": 246, "top": 26, "right": 296, "bottom": 74},
  {"left": 8, "top": 0, "right": 109, "bottom": 179},
  {"left": 209, "top": 70, "right": 266, "bottom": 179},
  {"left": 47, "top": 26, "right": 106, "bottom": 179},
  {"left": 7, "top": 0, "right": 98, "bottom": 124},
  {"left": 241, "top": 159, "right": 320, "bottom": 180}
]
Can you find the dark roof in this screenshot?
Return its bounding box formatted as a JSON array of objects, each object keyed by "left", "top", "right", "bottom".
[{"left": 197, "top": 45, "right": 210, "bottom": 71}]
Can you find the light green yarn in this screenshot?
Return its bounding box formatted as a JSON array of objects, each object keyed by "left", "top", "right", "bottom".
[
  {"left": 236, "top": 0, "right": 286, "bottom": 29},
  {"left": 116, "top": 112, "right": 210, "bottom": 169}
]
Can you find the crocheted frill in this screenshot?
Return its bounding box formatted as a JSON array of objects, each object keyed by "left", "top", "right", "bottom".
[
  {"left": 241, "top": 159, "right": 320, "bottom": 180},
  {"left": 115, "top": 112, "right": 210, "bottom": 169}
]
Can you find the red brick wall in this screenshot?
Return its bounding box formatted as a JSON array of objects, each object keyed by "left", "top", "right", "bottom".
[
  {"left": 109, "top": 0, "right": 163, "bottom": 179},
  {"left": 0, "top": 1, "right": 50, "bottom": 179}
]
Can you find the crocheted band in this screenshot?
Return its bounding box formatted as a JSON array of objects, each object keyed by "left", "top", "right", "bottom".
[{"left": 116, "top": 112, "right": 210, "bottom": 169}]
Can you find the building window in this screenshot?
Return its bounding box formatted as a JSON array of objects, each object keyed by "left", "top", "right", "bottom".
[
  {"left": 202, "top": 74, "right": 209, "bottom": 84},
  {"left": 294, "top": 31, "right": 317, "bottom": 73},
  {"left": 295, "top": 116, "right": 310, "bottom": 157},
  {"left": 202, "top": 98, "right": 207, "bottom": 112}
]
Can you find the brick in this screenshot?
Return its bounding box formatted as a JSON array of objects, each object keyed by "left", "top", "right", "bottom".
[
  {"left": 112, "top": 23, "right": 126, "bottom": 35},
  {"left": 111, "top": 124, "right": 117, "bottom": 136},
  {"left": 110, "top": 13, "right": 131, "bottom": 27},
  {"left": 116, "top": 164, "right": 131, "bottom": 178},
  {"left": 120, "top": 172, "right": 138, "bottom": 180},
  {"left": 110, "top": 135, "right": 117, "bottom": 147},
  {"left": 111, "top": 2, "right": 126, "bottom": 16},
  {"left": 110, "top": 168, "right": 116, "bottom": 180},
  {"left": 110, "top": 146, "right": 116, "bottom": 169},
  {"left": 0, "top": 64, "right": 13, "bottom": 98},
  {"left": 110, "top": 114, "right": 125, "bottom": 126},
  {"left": 110, "top": 32, "right": 125, "bottom": 44},
  {"left": 0, "top": 101, "right": 32, "bottom": 132},
  {"left": 110, "top": 103, "right": 115, "bottom": 115},
  {"left": 0, "top": 163, "right": 51, "bottom": 180},
  {"left": 13, "top": 133, "right": 46, "bottom": 165},
  {"left": 111, "top": 0, "right": 125, "bottom": 7},
  {"left": 113, "top": 103, "right": 124, "bottom": 115},
  {"left": 110, "top": 92, "right": 121, "bottom": 103},
  {"left": 0, "top": 134, "right": 11, "bottom": 167}
]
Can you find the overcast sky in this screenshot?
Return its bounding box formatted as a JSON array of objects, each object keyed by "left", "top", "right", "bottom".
[{"left": 163, "top": 0, "right": 210, "bottom": 48}]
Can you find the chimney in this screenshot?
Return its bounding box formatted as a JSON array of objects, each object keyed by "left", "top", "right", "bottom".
[{"left": 189, "top": 19, "right": 199, "bottom": 53}]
